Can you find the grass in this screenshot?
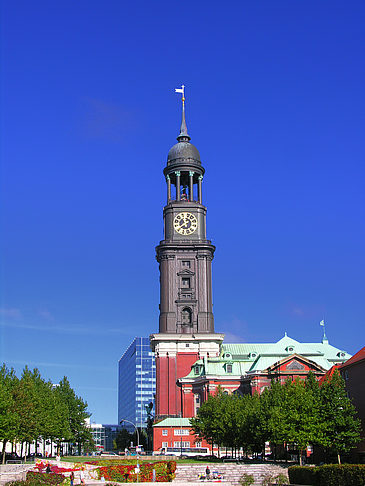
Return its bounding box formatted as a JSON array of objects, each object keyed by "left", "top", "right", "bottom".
[{"left": 60, "top": 456, "right": 219, "bottom": 464}]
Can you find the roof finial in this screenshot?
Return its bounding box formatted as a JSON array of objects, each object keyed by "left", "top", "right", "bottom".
[
  {"left": 175, "top": 85, "right": 191, "bottom": 141},
  {"left": 320, "top": 319, "right": 328, "bottom": 343}
]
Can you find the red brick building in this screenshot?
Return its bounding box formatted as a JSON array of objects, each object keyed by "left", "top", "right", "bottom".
[
  {"left": 340, "top": 347, "right": 365, "bottom": 462},
  {"left": 151, "top": 98, "right": 351, "bottom": 453}
]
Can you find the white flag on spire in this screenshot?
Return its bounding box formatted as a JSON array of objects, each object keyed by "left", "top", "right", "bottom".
[
  {"left": 175, "top": 85, "right": 185, "bottom": 96},
  {"left": 320, "top": 320, "right": 325, "bottom": 326}
]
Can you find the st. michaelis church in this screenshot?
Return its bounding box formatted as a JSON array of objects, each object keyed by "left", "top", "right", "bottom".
[{"left": 145, "top": 89, "right": 350, "bottom": 453}]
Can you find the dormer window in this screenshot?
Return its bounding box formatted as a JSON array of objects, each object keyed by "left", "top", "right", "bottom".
[
  {"left": 224, "top": 353, "right": 232, "bottom": 359},
  {"left": 226, "top": 364, "right": 232, "bottom": 373},
  {"left": 337, "top": 351, "right": 346, "bottom": 358},
  {"left": 286, "top": 346, "right": 295, "bottom": 353},
  {"left": 194, "top": 365, "right": 200, "bottom": 375},
  {"left": 250, "top": 352, "right": 257, "bottom": 358}
]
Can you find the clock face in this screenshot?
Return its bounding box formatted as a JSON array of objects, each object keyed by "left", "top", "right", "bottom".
[{"left": 174, "top": 212, "right": 198, "bottom": 235}]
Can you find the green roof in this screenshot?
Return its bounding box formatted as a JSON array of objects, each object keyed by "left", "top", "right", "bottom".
[
  {"left": 153, "top": 417, "right": 192, "bottom": 428},
  {"left": 184, "top": 334, "right": 351, "bottom": 379}
]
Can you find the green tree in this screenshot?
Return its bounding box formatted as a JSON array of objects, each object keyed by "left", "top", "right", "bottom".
[
  {"left": 281, "top": 378, "right": 322, "bottom": 465},
  {"left": 13, "top": 367, "right": 40, "bottom": 457},
  {"left": 57, "top": 377, "right": 93, "bottom": 454},
  {"left": 0, "top": 365, "right": 19, "bottom": 464},
  {"left": 115, "top": 428, "right": 134, "bottom": 450},
  {"left": 319, "top": 369, "right": 361, "bottom": 464},
  {"left": 190, "top": 389, "right": 227, "bottom": 451}
]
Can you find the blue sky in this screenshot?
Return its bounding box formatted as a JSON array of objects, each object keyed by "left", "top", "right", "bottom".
[{"left": 1, "top": 1, "right": 364, "bottom": 424}]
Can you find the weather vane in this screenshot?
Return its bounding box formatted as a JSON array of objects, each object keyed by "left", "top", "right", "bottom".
[{"left": 175, "top": 84, "right": 185, "bottom": 104}]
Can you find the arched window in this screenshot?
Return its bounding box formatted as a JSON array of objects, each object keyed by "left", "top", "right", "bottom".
[{"left": 181, "top": 307, "right": 192, "bottom": 325}]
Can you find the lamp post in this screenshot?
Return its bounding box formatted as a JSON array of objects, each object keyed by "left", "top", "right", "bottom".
[{"left": 120, "top": 419, "right": 140, "bottom": 483}]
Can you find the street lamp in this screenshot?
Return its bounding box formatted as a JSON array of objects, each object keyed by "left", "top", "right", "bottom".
[{"left": 120, "top": 419, "right": 140, "bottom": 483}]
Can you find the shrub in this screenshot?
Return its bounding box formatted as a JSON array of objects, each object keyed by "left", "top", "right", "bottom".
[
  {"left": 288, "top": 466, "right": 319, "bottom": 485},
  {"left": 288, "top": 464, "right": 365, "bottom": 486},
  {"left": 25, "top": 472, "right": 65, "bottom": 486},
  {"left": 260, "top": 472, "right": 289, "bottom": 485},
  {"left": 239, "top": 473, "right": 254, "bottom": 486},
  {"left": 273, "top": 473, "right": 289, "bottom": 485},
  {"left": 5, "top": 482, "right": 28, "bottom": 486},
  {"left": 317, "top": 464, "right": 365, "bottom": 486}
]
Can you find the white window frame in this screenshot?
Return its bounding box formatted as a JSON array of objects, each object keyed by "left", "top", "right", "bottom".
[
  {"left": 174, "top": 428, "right": 190, "bottom": 436},
  {"left": 174, "top": 441, "right": 190, "bottom": 448}
]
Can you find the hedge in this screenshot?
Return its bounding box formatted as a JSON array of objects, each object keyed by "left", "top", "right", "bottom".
[
  {"left": 288, "top": 466, "right": 319, "bottom": 485},
  {"left": 26, "top": 472, "right": 65, "bottom": 485},
  {"left": 96, "top": 460, "right": 177, "bottom": 482},
  {"left": 6, "top": 473, "right": 66, "bottom": 486},
  {"left": 288, "top": 464, "right": 365, "bottom": 486}
]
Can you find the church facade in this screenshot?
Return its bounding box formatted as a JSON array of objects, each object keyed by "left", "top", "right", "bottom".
[{"left": 151, "top": 97, "right": 351, "bottom": 453}]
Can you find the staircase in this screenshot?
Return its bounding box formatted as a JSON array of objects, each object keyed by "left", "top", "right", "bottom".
[
  {"left": 174, "top": 463, "right": 289, "bottom": 486},
  {"left": 0, "top": 464, "right": 34, "bottom": 485}
]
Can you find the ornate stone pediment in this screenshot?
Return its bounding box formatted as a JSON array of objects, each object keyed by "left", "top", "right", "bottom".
[
  {"left": 286, "top": 359, "right": 305, "bottom": 371},
  {"left": 177, "top": 269, "right": 195, "bottom": 276}
]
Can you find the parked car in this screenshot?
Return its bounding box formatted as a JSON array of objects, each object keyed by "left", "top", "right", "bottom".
[
  {"left": 5, "top": 452, "right": 20, "bottom": 462},
  {"left": 100, "top": 451, "right": 118, "bottom": 456}
]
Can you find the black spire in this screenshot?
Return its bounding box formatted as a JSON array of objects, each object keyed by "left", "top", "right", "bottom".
[{"left": 177, "top": 99, "right": 191, "bottom": 142}]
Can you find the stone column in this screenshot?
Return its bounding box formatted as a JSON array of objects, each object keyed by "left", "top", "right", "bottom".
[
  {"left": 175, "top": 171, "right": 181, "bottom": 201},
  {"left": 198, "top": 175, "right": 203, "bottom": 204},
  {"left": 166, "top": 175, "right": 171, "bottom": 203},
  {"left": 189, "top": 171, "right": 194, "bottom": 201}
]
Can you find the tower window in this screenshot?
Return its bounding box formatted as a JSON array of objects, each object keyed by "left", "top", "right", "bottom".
[
  {"left": 182, "top": 307, "right": 192, "bottom": 325},
  {"left": 182, "top": 277, "right": 190, "bottom": 288}
]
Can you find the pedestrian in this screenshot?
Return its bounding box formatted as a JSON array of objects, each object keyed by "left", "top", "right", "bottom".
[
  {"left": 70, "top": 472, "right": 74, "bottom": 486},
  {"left": 80, "top": 469, "right": 85, "bottom": 485},
  {"left": 205, "top": 466, "right": 211, "bottom": 480},
  {"left": 46, "top": 463, "right": 51, "bottom": 474},
  {"left": 152, "top": 468, "right": 156, "bottom": 482}
]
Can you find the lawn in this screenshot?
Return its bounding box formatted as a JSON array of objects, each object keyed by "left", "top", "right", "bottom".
[{"left": 60, "top": 456, "right": 214, "bottom": 464}]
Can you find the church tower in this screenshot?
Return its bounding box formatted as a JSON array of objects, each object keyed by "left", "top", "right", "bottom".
[{"left": 151, "top": 90, "right": 224, "bottom": 420}]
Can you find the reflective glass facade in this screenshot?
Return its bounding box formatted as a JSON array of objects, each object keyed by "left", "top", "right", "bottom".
[{"left": 118, "top": 337, "right": 156, "bottom": 429}]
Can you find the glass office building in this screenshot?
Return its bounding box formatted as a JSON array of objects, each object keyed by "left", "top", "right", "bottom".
[{"left": 118, "top": 337, "right": 156, "bottom": 429}]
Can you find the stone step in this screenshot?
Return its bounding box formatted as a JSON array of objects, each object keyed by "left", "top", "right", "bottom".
[{"left": 174, "top": 463, "right": 289, "bottom": 486}]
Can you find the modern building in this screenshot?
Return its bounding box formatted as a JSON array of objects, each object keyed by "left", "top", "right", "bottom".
[
  {"left": 118, "top": 337, "right": 156, "bottom": 430},
  {"left": 88, "top": 421, "right": 120, "bottom": 452},
  {"left": 151, "top": 93, "right": 351, "bottom": 452}
]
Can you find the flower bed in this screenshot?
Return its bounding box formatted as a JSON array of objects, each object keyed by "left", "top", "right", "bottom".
[
  {"left": 96, "top": 460, "right": 176, "bottom": 483},
  {"left": 35, "top": 462, "right": 82, "bottom": 474}
]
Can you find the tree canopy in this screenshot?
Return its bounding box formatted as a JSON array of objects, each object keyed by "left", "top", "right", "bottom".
[
  {"left": 190, "top": 371, "right": 361, "bottom": 464},
  {"left": 0, "top": 364, "right": 94, "bottom": 463}
]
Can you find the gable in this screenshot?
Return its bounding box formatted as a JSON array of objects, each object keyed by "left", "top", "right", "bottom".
[
  {"left": 265, "top": 354, "right": 326, "bottom": 374},
  {"left": 286, "top": 359, "right": 305, "bottom": 371}
]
